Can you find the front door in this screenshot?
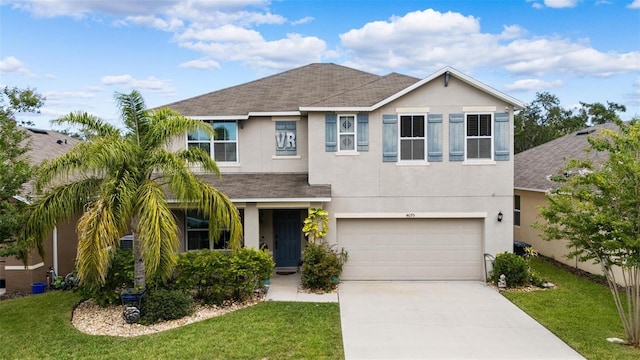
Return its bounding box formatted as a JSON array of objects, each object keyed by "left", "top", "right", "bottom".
[{"left": 273, "top": 210, "right": 302, "bottom": 267}]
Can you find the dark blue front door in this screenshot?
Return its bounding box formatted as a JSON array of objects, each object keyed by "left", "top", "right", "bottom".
[{"left": 274, "top": 210, "right": 301, "bottom": 267}]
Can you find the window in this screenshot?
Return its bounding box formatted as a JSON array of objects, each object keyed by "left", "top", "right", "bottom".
[
  {"left": 466, "top": 114, "right": 492, "bottom": 160},
  {"left": 400, "top": 115, "right": 425, "bottom": 160},
  {"left": 186, "top": 209, "right": 244, "bottom": 250},
  {"left": 275, "top": 121, "right": 297, "bottom": 156},
  {"left": 338, "top": 114, "right": 356, "bottom": 151},
  {"left": 514, "top": 195, "right": 521, "bottom": 226},
  {"left": 187, "top": 120, "right": 238, "bottom": 162}
]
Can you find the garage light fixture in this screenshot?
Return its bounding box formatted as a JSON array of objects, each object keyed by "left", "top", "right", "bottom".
[{"left": 497, "top": 211, "right": 503, "bottom": 222}]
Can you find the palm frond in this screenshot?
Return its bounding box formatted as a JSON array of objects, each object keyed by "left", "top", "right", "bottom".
[
  {"left": 197, "top": 181, "right": 243, "bottom": 251},
  {"left": 135, "top": 180, "right": 180, "bottom": 280},
  {"left": 143, "top": 109, "right": 217, "bottom": 150},
  {"left": 35, "top": 137, "right": 131, "bottom": 193},
  {"left": 52, "top": 111, "right": 120, "bottom": 139},
  {"left": 21, "top": 177, "right": 102, "bottom": 261},
  {"left": 76, "top": 198, "right": 121, "bottom": 285},
  {"left": 116, "top": 90, "right": 149, "bottom": 142}
]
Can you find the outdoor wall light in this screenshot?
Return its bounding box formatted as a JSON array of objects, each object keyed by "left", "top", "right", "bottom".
[{"left": 497, "top": 211, "right": 504, "bottom": 222}]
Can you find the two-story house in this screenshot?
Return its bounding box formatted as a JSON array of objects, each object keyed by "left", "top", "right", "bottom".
[{"left": 161, "top": 63, "right": 525, "bottom": 281}]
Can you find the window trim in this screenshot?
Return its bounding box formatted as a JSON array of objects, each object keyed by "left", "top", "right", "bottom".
[
  {"left": 274, "top": 120, "right": 297, "bottom": 156},
  {"left": 186, "top": 120, "right": 239, "bottom": 163},
  {"left": 398, "top": 113, "right": 427, "bottom": 162},
  {"left": 338, "top": 114, "right": 357, "bottom": 152},
  {"left": 464, "top": 112, "right": 493, "bottom": 161}
]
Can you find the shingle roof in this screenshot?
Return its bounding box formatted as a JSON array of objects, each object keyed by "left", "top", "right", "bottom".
[
  {"left": 307, "top": 72, "right": 420, "bottom": 107},
  {"left": 195, "top": 173, "right": 331, "bottom": 201},
  {"left": 161, "top": 63, "right": 382, "bottom": 116},
  {"left": 514, "top": 123, "right": 618, "bottom": 192},
  {"left": 18, "top": 127, "right": 83, "bottom": 199}
]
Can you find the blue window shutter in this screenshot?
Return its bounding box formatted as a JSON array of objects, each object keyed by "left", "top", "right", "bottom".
[
  {"left": 427, "top": 114, "right": 443, "bottom": 162},
  {"left": 325, "top": 114, "right": 337, "bottom": 152},
  {"left": 449, "top": 113, "right": 464, "bottom": 161},
  {"left": 357, "top": 113, "right": 369, "bottom": 152},
  {"left": 382, "top": 114, "right": 398, "bottom": 162},
  {"left": 494, "top": 112, "right": 510, "bottom": 161}
]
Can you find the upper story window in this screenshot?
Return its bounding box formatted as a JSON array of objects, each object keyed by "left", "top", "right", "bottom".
[
  {"left": 275, "top": 121, "right": 297, "bottom": 156},
  {"left": 400, "top": 115, "right": 425, "bottom": 160},
  {"left": 187, "top": 120, "right": 238, "bottom": 162},
  {"left": 514, "top": 195, "right": 521, "bottom": 227},
  {"left": 466, "top": 113, "right": 492, "bottom": 160},
  {"left": 338, "top": 114, "right": 356, "bottom": 151}
]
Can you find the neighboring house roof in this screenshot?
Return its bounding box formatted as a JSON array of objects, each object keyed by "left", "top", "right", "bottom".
[
  {"left": 193, "top": 173, "right": 331, "bottom": 202},
  {"left": 161, "top": 63, "right": 525, "bottom": 117},
  {"left": 18, "top": 127, "right": 82, "bottom": 200},
  {"left": 514, "top": 122, "right": 618, "bottom": 192}
]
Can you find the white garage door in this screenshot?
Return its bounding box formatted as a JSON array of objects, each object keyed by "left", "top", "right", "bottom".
[{"left": 337, "top": 218, "right": 483, "bottom": 280}]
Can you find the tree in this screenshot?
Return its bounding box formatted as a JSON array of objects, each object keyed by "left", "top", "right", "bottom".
[
  {"left": 0, "top": 87, "right": 43, "bottom": 257},
  {"left": 537, "top": 119, "right": 640, "bottom": 347},
  {"left": 1, "top": 86, "right": 45, "bottom": 126},
  {"left": 576, "top": 101, "right": 626, "bottom": 125},
  {"left": 514, "top": 92, "right": 585, "bottom": 153},
  {"left": 20, "top": 91, "right": 242, "bottom": 288}
]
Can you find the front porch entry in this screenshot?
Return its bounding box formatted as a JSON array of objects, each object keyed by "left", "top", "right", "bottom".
[{"left": 272, "top": 209, "right": 303, "bottom": 268}]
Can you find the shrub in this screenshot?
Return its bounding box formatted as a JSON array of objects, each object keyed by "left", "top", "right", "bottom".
[
  {"left": 173, "top": 248, "right": 274, "bottom": 305},
  {"left": 78, "top": 249, "right": 134, "bottom": 306},
  {"left": 490, "top": 252, "right": 528, "bottom": 288},
  {"left": 301, "top": 242, "right": 348, "bottom": 292},
  {"left": 140, "top": 288, "right": 194, "bottom": 325}
]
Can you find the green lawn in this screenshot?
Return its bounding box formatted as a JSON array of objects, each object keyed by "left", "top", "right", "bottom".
[
  {"left": 503, "top": 257, "right": 639, "bottom": 360},
  {"left": 0, "top": 291, "right": 344, "bottom": 360}
]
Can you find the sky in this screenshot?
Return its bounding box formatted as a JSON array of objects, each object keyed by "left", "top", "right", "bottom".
[{"left": 1, "top": 0, "right": 639, "bottom": 130}]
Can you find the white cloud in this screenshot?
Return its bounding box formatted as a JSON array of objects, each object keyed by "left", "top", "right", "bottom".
[
  {"left": 0, "top": 56, "right": 34, "bottom": 76},
  {"left": 179, "top": 59, "right": 220, "bottom": 70},
  {"left": 544, "top": 0, "right": 579, "bottom": 8},
  {"left": 628, "top": 0, "right": 640, "bottom": 8},
  {"left": 101, "top": 74, "right": 174, "bottom": 93},
  {"left": 337, "top": 9, "right": 640, "bottom": 77},
  {"left": 291, "top": 16, "right": 314, "bottom": 25},
  {"left": 532, "top": 3, "right": 545, "bottom": 9},
  {"left": 504, "top": 79, "right": 564, "bottom": 91},
  {"left": 179, "top": 31, "right": 326, "bottom": 70},
  {"left": 177, "top": 25, "right": 263, "bottom": 42}
]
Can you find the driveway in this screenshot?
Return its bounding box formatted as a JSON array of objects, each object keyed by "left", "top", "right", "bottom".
[{"left": 339, "top": 281, "right": 584, "bottom": 360}]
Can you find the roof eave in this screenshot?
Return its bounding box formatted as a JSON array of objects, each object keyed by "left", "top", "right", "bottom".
[{"left": 299, "top": 107, "right": 372, "bottom": 112}]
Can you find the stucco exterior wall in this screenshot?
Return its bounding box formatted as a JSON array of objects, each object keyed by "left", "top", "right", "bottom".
[
  {"left": 307, "top": 74, "right": 514, "bottom": 257},
  {"left": 3, "top": 216, "right": 79, "bottom": 293},
  {"left": 514, "top": 189, "right": 624, "bottom": 283}
]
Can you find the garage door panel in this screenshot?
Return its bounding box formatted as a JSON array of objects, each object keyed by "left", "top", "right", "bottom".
[{"left": 338, "top": 219, "right": 483, "bottom": 281}]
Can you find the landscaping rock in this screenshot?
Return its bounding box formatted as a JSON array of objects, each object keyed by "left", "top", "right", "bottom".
[{"left": 72, "top": 294, "right": 264, "bottom": 337}]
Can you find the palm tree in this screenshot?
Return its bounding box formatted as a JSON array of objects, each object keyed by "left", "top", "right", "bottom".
[{"left": 20, "top": 90, "right": 242, "bottom": 288}]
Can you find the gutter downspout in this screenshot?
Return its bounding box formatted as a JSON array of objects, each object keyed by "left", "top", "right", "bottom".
[{"left": 53, "top": 226, "right": 58, "bottom": 275}]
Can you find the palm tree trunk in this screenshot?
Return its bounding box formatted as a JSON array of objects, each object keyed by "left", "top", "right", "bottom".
[{"left": 131, "top": 216, "right": 145, "bottom": 288}]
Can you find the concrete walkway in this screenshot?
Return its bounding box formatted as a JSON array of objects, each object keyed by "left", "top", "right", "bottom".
[
  {"left": 339, "top": 281, "right": 585, "bottom": 360},
  {"left": 264, "top": 272, "right": 338, "bottom": 302}
]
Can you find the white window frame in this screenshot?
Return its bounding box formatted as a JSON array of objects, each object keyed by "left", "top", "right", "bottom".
[
  {"left": 464, "top": 113, "right": 493, "bottom": 161},
  {"left": 338, "top": 114, "right": 357, "bottom": 152},
  {"left": 398, "top": 113, "right": 427, "bottom": 161},
  {"left": 186, "top": 120, "right": 239, "bottom": 163}
]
